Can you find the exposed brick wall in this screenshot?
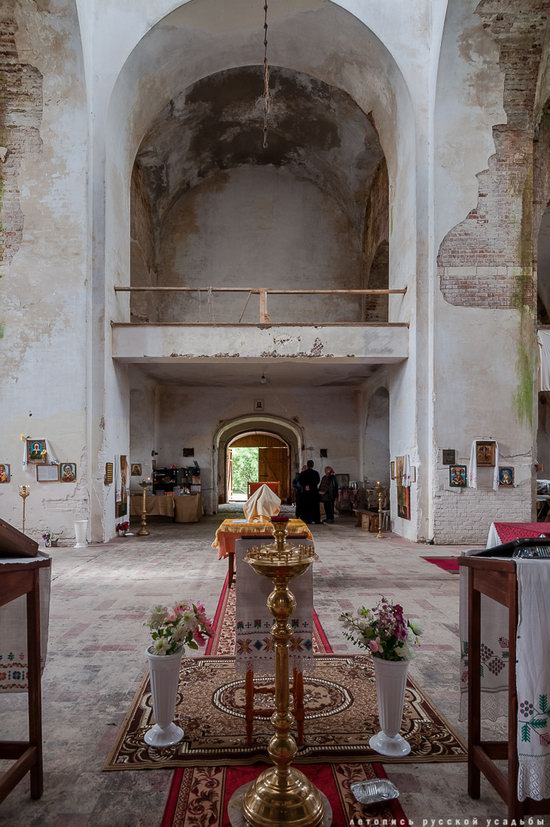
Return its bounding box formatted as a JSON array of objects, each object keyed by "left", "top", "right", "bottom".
[
  {"left": 363, "top": 160, "right": 389, "bottom": 320},
  {"left": 0, "top": 2, "right": 42, "bottom": 271},
  {"left": 433, "top": 483, "right": 531, "bottom": 544},
  {"left": 438, "top": 2, "right": 548, "bottom": 308}
]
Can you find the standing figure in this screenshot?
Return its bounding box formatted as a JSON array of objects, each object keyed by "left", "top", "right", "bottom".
[
  {"left": 298, "top": 460, "right": 320, "bottom": 525},
  {"left": 319, "top": 466, "right": 339, "bottom": 524},
  {"left": 293, "top": 466, "right": 306, "bottom": 519}
]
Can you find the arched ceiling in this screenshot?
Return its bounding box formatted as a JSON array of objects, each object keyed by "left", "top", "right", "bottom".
[{"left": 135, "top": 65, "right": 384, "bottom": 229}]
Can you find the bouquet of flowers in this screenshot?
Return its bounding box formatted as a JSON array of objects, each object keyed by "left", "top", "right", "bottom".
[
  {"left": 340, "top": 596, "right": 422, "bottom": 661},
  {"left": 116, "top": 521, "right": 129, "bottom": 535},
  {"left": 145, "top": 600, "right": 214, "bottom": 656}
]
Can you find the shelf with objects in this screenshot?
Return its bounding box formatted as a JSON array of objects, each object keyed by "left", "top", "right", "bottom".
[{"left": 129, "top": 464, "right": 203, "bottom": 523}]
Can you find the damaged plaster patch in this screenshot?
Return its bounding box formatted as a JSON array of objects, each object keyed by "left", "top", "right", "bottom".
[{"left": 0, "top": 8, "right": 43, "bottom": 271}]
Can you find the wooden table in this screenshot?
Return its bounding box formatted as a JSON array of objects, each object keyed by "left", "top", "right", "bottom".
[
  {"left": 0, "top": 553, "right": 51, "bottom": 803},
  {"left": 459, "top": 555, "right": 550, "bottom": 819}
]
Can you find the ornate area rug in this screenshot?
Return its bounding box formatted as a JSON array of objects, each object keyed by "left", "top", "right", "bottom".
[
  {"left": 161, "top": 761, "right": 409, "bottom": 827},
  {"left": 105, "top": 653, "right": 466, "bottom": 770}
]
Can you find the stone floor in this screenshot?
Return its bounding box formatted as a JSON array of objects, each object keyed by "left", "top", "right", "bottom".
[{"left": 0, "top": 517, "right": 544, "bottom": 825}]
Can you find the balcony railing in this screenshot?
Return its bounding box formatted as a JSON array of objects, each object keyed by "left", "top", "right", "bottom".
[{"left": 114, "top": 285, "right": 407, "bottom": 325}]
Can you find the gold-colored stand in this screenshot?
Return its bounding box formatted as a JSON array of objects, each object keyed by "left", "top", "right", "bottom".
[
  {"left": 375, "top": 480, "right": 385, "bottom": 540},
  {"left": 19, "top": 485, "right": 30, "bottom": 534},
  {"left": 228, "top": 518, "right": 331, "bottom": 827},
  {"left": 137, "top": 480, "right": 150, "bottom": 537}
]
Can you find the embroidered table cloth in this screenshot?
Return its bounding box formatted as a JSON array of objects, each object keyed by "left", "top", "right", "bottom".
[
  {"left": 212, "top": 518, "right": 312, "bottom": 560},
  {"left": 460, "top": 534, "right": 550, "bottom": 801},
  {"left": 234, "top": 537, "right": 314, "bottom": 675},
  {"left": 0, "top": 551, "right": 51, "bottom": 693}
]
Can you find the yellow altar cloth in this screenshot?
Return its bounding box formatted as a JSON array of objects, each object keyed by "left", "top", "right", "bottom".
[{"left": 212, "top": 518, "right": 312, "bottom": 560}]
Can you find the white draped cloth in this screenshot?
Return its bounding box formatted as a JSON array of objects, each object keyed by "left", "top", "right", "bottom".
[
  {"left": 235, "top": 537, "right": 314, "bottom": 675},
  {"left": 538, "top": 330, "right": 550, "bottom": 391},
  {"left": 243, "top": 484, "right": 281, "bottom": 523},
  {"left": 459, "top": 548, "right": 509, "bottom": 723},
  {"left": 0, "top": 553, "right": 51, "bottom": 693},
  {"left": 516, "top": 559, "right": 550, "bottom": 801},
  {"left": 469, "top": 439, "right": 500, "bottom": 490},
  {"left": 459, "top": 546, "right": 550, "bottom": 801}
]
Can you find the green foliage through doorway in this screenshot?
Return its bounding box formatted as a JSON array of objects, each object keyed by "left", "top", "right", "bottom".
[{"left": 231, "top": 447, "right": 259, "bottom": 494}]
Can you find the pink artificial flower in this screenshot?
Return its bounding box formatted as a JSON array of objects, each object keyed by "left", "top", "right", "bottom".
[
  {"left": 368, "top": 639, "right": 381, "bottom": 654},
  {"left": 166, "top": 611, "right": 178, "bottom": 623},
  {"left": 193, "top": 629, "right": 206, "bottom": 646}
]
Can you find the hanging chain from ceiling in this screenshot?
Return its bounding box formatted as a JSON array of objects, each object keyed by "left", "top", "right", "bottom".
[{"left": 262, "top": 0, "right": 271, "bottom": 150}]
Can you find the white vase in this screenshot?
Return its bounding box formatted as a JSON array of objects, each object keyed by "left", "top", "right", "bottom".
[
  {"left": 144, "top": 647, "right": 184, "bottom": 748},
  {"left": 74, "top": 519, "right": 87, "bottom": 549},
  {"left": 369, "top": 656, "right": 411, "bottom": 757}
]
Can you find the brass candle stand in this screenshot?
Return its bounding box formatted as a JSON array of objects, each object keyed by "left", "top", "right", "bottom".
[
  {"left": 228, "top": 517, "right": 331, "bottom": 827},
  {"left": 19, "top": 485, "right": 30, "bottom": 534},
  {"left": 137, "top": 480, "right": 150, "bottom": 536},
  {"left": 375, "top": 480, "right": 385, "bottom": 539}
]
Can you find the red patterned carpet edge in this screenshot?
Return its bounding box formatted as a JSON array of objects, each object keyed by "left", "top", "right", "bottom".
[
  {"left": 161, "top": 762, "right": 409, "bottom": 827},
  {"left": 422, "top": 557, "right": 460, "bottom": 573}
]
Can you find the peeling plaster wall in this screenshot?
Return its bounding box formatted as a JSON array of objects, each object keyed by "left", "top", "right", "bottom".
[
  {"left": 129, "top": 374, "right": 158, "bottom": 484},
  {"left": 128, "top": 382, "right": 360, "bottom": 514},
  {"left": 130, "top": 163, "right": 157, "bottom": 323},
  {"left": 0, "top": 0, "right": 88, "bottom": 541},
  {"left": 158, "top": 166, "right": 364, "bottom": 324},
  {"left": 363, "top": 161, "right": 389, "bottom": 322},
  {"left": 431, "top": 0, "right": 547, "bottom": 543},
  {"left": 364, "top": 387, "right": 390, "bottom": 485}
]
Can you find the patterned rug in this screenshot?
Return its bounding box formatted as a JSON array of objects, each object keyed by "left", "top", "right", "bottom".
[
  {"left": 105, "top": 576, "right": 466, "bottom": 770},
  {"left": 161, "top": 761, "right": 409, "bottom": 827}
]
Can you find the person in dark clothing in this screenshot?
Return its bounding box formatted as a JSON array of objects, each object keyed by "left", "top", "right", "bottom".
[
  {"left": 319, "top": 466, "right": 339, "bottom": 523},
  {"left": 293, "top": 465, "right": 306, "bottom": 520},
  {"left": 298, "top": 460, "right": 320, "bottom": 524}
]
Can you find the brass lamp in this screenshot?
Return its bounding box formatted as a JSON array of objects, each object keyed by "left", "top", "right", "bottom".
[
  {"left": 137, "top": 479, "right": 150, "bottom": 536},
  {"left": 19, "top": 484, "right": 30, "bottom": 534},
  {"left": 228, "top": 517, "right": 331, "bottom": 827}
]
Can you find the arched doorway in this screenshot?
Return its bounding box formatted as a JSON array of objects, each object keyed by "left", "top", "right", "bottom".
[
  {"left": 226, "top": 431, "right": 291, "bottom": 502},
  {"left": 213, "top": 415, "right": 304, "bottom": 510}
]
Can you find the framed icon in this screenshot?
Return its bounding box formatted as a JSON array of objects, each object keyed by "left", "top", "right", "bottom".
[
  {"left": 36, "top": 464, "right": 59, "bottom": 482},
  {"left": 498, "top": 466, "right": 514, "bottom": 487},
  {"left": 131, "top": 463, "right": 142, "bottom": 476},
  {"left": 0, "top": 463, "right": 10, "bottom": 483},
  {"left": 27, "top": 439, "right": 47, "bottom": 464},
  {"left": 442, "top": 449, "right": 456, "bottom": 466},
  {"left": 60, "top": 463, "right": 77, "bottom": 482},
  {"left": 476, "top": 441, "right": 496, "bottom": 467},
  {"left": 449, "top": 465, "right": 467, "bottom": 487}
]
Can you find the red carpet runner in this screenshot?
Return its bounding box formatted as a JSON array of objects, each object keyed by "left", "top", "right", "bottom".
[
  {"left": 162, "top": 574, "right": 409, "bottom": 826},
  {"left": 422, "top": 556, "right": 460, "bottom": 573}
]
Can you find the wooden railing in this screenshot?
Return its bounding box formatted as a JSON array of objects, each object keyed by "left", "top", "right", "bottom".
[{"left": 114, "top": 286, "right": 407, "bottom": 325}]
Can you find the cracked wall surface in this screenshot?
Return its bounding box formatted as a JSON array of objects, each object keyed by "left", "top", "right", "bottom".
[
  {"left": 438, "top": 1, "right": 548, "bottom": 309},
  {"left": 0, "top": 0, "right": 88, "bottom": 539}
]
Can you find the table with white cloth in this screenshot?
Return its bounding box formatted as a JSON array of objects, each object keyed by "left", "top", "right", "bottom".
[
  {"left": 235, "top": 536, "right": 314, "bottom": 743},
  {"left": 459, "top": 540, "right": 550, "bottom": 810},
  {"left": 234, "top": 537, "right": 314, "bottom": 675},
  {"left": 0, "top": 551, "right": 51, "bottom": 803}
]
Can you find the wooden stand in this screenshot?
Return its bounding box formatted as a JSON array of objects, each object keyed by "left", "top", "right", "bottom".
[
  {"left": 0, "top": 554, "right": 50, "bottom": 803},
  {"left": 460, "top": 556, "right": 550, "bottom": 819}
]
